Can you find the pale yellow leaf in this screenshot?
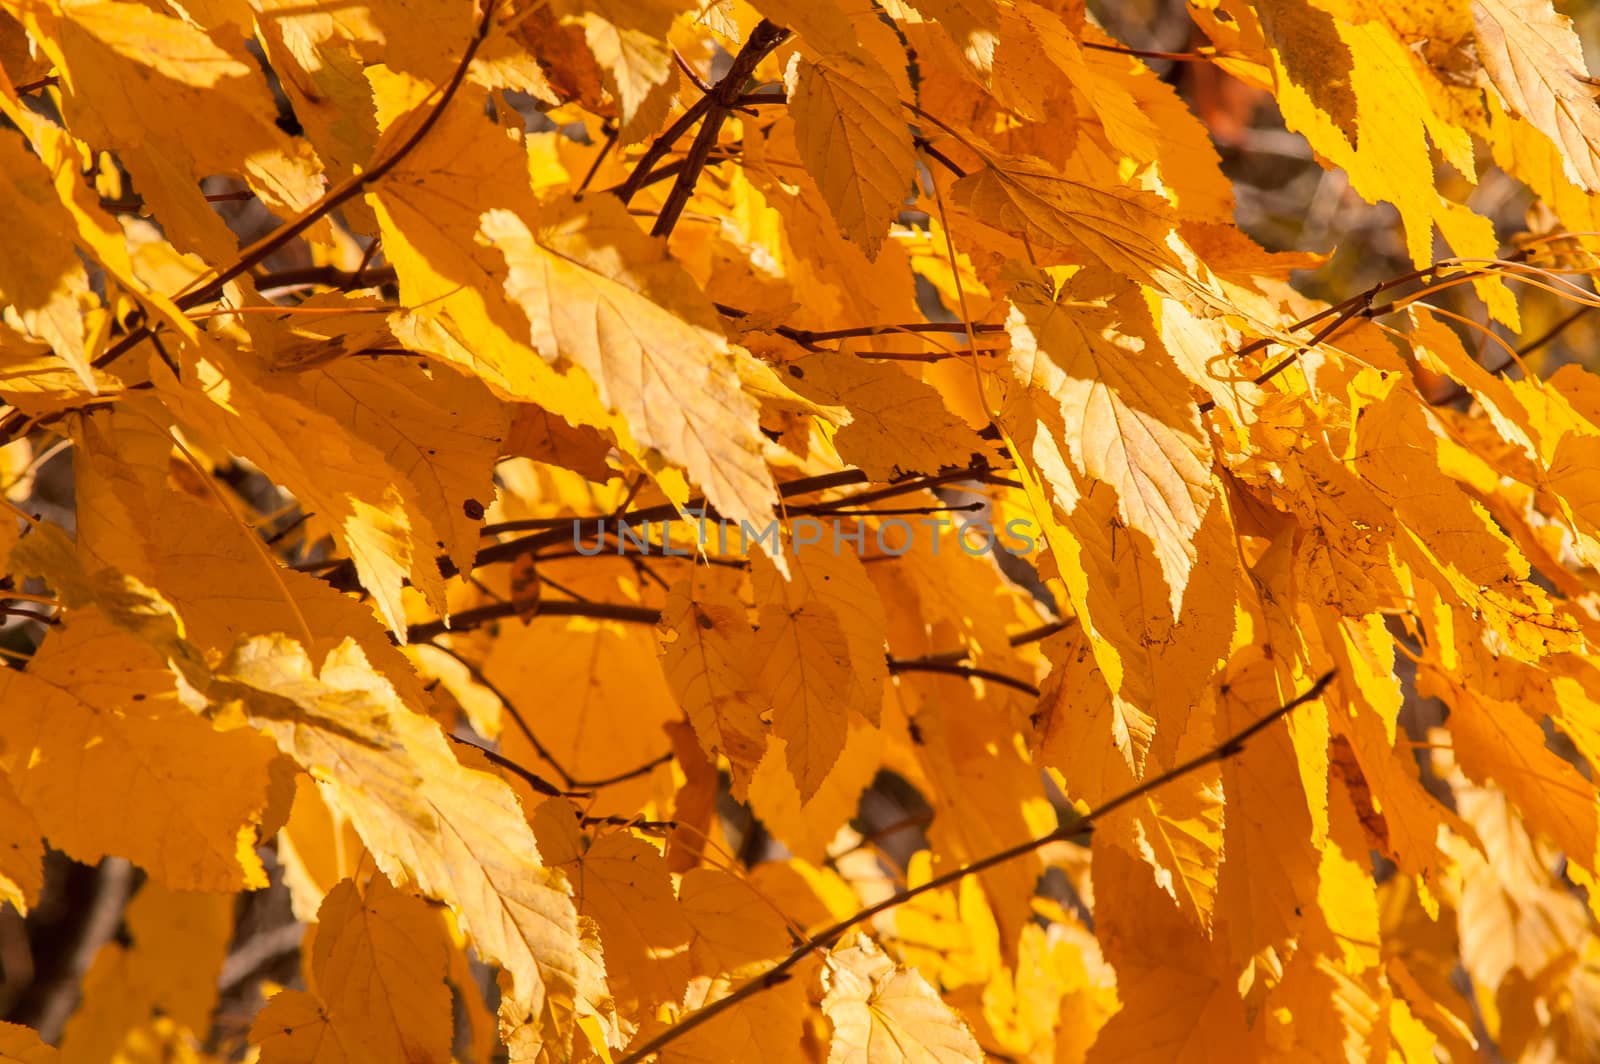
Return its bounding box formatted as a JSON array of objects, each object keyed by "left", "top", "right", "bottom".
[
  {"left": 1473, "top": 0, "right": 1600, "bottom": 193},
  {"left": 216, "top": 637, "right": 599, "bottom": 1043},
  {"left": 821, "top": 934, "right": 983, "bottom": 1064},
  {"left": 482, "top": 196, "right": 778, "bottom": 539},
  {"left": 1006, "top": 268, "right": 1212, "bottom": 615}
]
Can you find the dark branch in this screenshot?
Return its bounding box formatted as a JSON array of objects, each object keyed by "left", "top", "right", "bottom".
[
  {"left": 650, "top": 20, "right": 791, "bottom": 239},
  {"left": 888, "top": 658, "right": 1040, "bottom": 697}
]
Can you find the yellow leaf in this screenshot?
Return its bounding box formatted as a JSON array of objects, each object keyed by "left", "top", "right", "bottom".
[
  {"left": 752, "top": 547, "right": 887, "bottom": 800},
  {"left": 0, "top": 1023, "right": 56, "bottom": 1063},
  {"left": 61, "top": 881, "right": 235, "bottom": 1063},
  {"left": 261, "top": 341, "right": 508, "bottom": 577},
  {"left": 71, "top": 406, "right": 426, "bottom": 703},
  {"left": 658, "top": 567, "right": 768, "bottom": 783},
  {"left": 786, "top": 50, "right": 917, "bottom": 259},
  {"left": 1450, "top": 782, "right": 1590, "bottom": 990},
  {"left": 657, "top": 970, "right": 812, "bottom": 1064},
  {"left": 676, "top": 867, "right": 792, "bottom": 977},
  {"left": 215, "top": 636, "right": 599, "bottom": 1044},
  {"left": 534, "top": 800, "right": 692, "bottom": 1006},
  {"left": 0, "top": 775, "right": 40, "bottom": 915},
  {"left": 747, "top": 718, "right": 884, "bottom": 863},
  {"left": 896, "top": 674, "right": 1053, "bottom": 948},
  {"left": 1473, "top": 0, "right": 1600, "bottom": 193},
  {"left": 251, "top": 876, "right": 453, "bottom": 1064},
  {"left": 1427, "top": 672, "right": 1598, "bottom": 872},
  {"left": 904, "top": 0, "right": 1000, "bottom": 71},
  {"left": 886, "top": 851, "right": 1001, "bottom": 991},
  {"left": 1087, "top": 841, "right": 1245, "bottom": 1063},
  {"left": 1249, "top": 0, "right": 1515, "bottom": 321},
  {"left": 0, "top": 129, "right": 94, "bottom": 388},
  {"left": 483, "top": 196, "right": 778, "bottom": 538},
  {"left": 1212, "top": 643, "right": 1326, "bottom": 967},
  {"left": 0, "top": 609, "right": 277, "bottom": 890},
  {"left": 820, "top": 934, "right": 983, "bottom": 1063},
  {"left": 506, "top": 404, "right": 616, "bottom": 482},
  {"left": 1006, "top": 267, "right": 1212, "bottom": 616},
  {"left": 13, "top": 0, "right": 323, "bottom": 258},
  {"left": 1005, "top": 3, "right": 1159, "bottom": 162},
  {"left": 785, "top": 350, "right": 990, "bottom": 480},
  {"left": 153, "top": 346, "right": 447, "bottom": 640},
  {"left": 484, "top": 607, "right": 679, "bottom": 818},
  {"left": 951, "top": 155, "right": 1189, "bottom": 292},
  {"left": 555, "top": 0, "right": 684, "bottom": 137},
  {"left": 250, "top": 0, "right": 381, "bottom": 217}
]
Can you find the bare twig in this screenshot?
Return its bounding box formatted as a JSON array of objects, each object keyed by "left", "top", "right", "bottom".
[
  {"left": 650, "top": 20, "right": 791, "bottom": 239},
  {"left": 888, "top": 658, "right": 1039, "bottom": 697}
]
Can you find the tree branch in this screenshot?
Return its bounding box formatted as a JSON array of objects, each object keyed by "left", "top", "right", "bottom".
[
  {"left": 613, "top": 670, "right": 1336, "bottom": 1064},
  {"left": 650, "top": 20, "right": 790, "bottom": 239},
  {"left": 888, "top": 658, "right": 1039, "bottom": 697},
  {"left": 615, "top": 96, "right": 714, "bottom": 204}
]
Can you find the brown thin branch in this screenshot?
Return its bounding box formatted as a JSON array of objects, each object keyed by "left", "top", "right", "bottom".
[
  {"left": 888, "top": 658, "right": 1039, "bottom": 697},
  {"left": 845, "top": 347, "right": 997, "bottom": 362},
  {"left": 782, "top": 320, "right": 1006, "bottom": 345},
  {"left": 471, "top": 466, "right": 944, "bottom": 557},
  {"left": 784, "top": 501, "right": 985, "bottom": 518},
  {"left": 583, "top": 815, "right": 678, "bottom": 831},
  {"left": 577, "top": 123, "right": 618, "bottom": 195},
  {"left": 1081, "top": 40, "right": 1222, "bottom": 63},
  {"left": 426, "top": 638, "right": 670, "bottom": 791},
  {"left": 915, "top": 137, "right": 968, "bottom": 178},
  {"left": 463, "top": 464, "right": 996, "bottom": 573},
  {"left": 673, "top": 48, "right": 713, "bottom": 94},
  {"left": 411, "top": 599, "right": 662, "bottom": 642},
  {"left": 425, "top": 638, "right": 582, "bottom": 788},
  {"left": 253, "top": 264, "right": 398, "bottom": 294},
  {"left": 447, "top": 734, "right": 577, "bottom": 798},
  {"left": 613, "top": 670, "right": 1336, "bottom": 1064},
  {"left": 0, "top": 604, "right": 56, "bottom": 624},
  {"left": 353, "top": 233, "right": 384, "bottom": 279},
  {"left": 1198, "top": 283, "right": 1386, "bottom": 413},
  {"left": 569, "top": 752, "right": 675, "bottom": 789},
  {"left": 176, "top": 4, "right": 496, "bottom": 306},
  {"left": 734, "top": 89, "right": 787, "bottom": 107},
  {"left": 650, "top": 20, "right": 791, "bottom": 239},
  {"left": 1008, "top": 619, "right": 1071, "bottom": 647},
  {"left": 1425, "top": 303, "right": 1594, "bottom": 407}
]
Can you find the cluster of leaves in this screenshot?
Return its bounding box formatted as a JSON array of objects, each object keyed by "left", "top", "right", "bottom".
[{"left": 3, "top": 0, "right": 1600, "bottom": 1059}]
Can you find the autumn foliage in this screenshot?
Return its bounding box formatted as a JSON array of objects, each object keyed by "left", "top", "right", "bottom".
[{"left": 4, "top": 0, "right": 1600, "bottom": 1059}]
